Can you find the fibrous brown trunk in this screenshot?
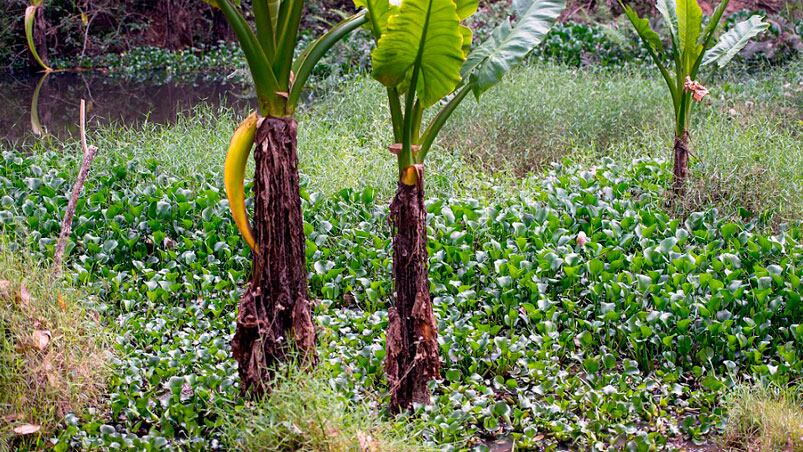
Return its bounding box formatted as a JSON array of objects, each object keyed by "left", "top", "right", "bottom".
[
  {"left": 231, "top": 116, "right": 316, "bottom": 395},
  {"left": 385, "top": 166, "right": 440, "bottom": 413},
  {"left": 672, "top": 131, "right": 690, "bottom": 196}
]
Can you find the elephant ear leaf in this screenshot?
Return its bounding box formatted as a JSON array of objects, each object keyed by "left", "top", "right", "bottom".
[
  {"left": 702, "top": 15, "right": 769, "bottom": 67},
  {"left": 371, "top": 0, "right": 465, "bottom": 107},
  {"left": 462, "top": 0, "right": 564, "bottom": 98},
  {"left": 456, "top": 0, "right": 479, "bottom": 19},
  {"left": 354, "top": 0, "right": 398, "bottom": 38}
]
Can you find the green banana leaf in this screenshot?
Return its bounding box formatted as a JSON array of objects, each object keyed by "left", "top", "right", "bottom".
[
  {"left": 677, "top": 0, "right": 702, "bottom": 70},
  {"left": 460, "top": 0, "right": 564, "bottom": 98},
  {"left": 702, "top": 15, "right": 769, "bottom": 67}
]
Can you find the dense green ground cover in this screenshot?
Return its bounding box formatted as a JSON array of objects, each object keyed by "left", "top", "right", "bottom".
[{"left": 1, "top": 62, "right": 801, "bottom": 450}]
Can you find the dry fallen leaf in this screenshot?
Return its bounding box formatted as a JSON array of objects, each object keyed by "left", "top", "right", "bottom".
[
  {"left": 33, "top": 330, "right": 51, "bottom": 351},
  {"left": 13, "top": 424, "right": 41, "bottom": 435},
  {"left": 0, "top": 280, "right": 11, "bottom": 298},
  {"left": 17, "top": 283, "right": 33, "bottom": 307},
  {"left": 57, "top": 292, "right": 68, "bottom": 311},
  {"left": 357, "top": 432, "right": 376, "bottom": 452}
]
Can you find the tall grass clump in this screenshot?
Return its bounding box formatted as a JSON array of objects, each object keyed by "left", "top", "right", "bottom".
[
  {"left": 221, "top": 364, "right": 426, "bottom": 451},
  {"left": 0, "top": 242, "right": 110, "bottom": 449},
  {"left": 441, "top": 61, "right": 802, "bottom": 222},
  {"left": 722, "top": 383, "right": 803, "bottom": 451}
]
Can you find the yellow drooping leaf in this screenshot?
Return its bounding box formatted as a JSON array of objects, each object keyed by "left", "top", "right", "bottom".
[{"left": 13, "top": 424, "right": 41, "bottom": 435}]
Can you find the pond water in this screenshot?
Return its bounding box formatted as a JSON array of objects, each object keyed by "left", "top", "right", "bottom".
[{"left": 0, "top": 71, "right": 257, "bottom": 147}]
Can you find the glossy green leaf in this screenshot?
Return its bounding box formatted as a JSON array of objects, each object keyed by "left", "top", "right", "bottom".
[
  {"left": 621, "top": 5, "right": 664, "bottom": 55},
  {"left": 354, "top": 0, "right": 398, "bottom": 38},
  {"left": 371, "top": 0, "right": 465, "bottom": 107},
  {"left": 677, "top": 0, "right": 702, "bottom": 69}
]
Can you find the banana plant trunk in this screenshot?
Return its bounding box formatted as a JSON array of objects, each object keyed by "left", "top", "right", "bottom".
[
  {"left": 231, "top": 116, "right": 316, "bottom": 395},
  {"left": 385, "top": 167, "right": 441, "bottom": 413},
  {"left": 672, "top": 131, "right": 690, "bottom": 196}
]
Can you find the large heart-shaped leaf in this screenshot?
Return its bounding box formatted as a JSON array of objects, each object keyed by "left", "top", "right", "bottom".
[
  {"left": 456, "top": 0, "right": 479, "bottom": 19},
  {"left": 461, "top": 0, "right": 564, "bottom": 97},
  {"left": 702, "top": 15, "right": 769, "bottom": 67},
  {"left": 371, "top": 0, "right": 465, "bottom": 107},
  {"left": 354, "top": 0, "right": 398, "bottom": 37}
]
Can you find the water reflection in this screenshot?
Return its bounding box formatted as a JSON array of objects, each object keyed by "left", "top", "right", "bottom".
[{"left": 0, "top": 71, "right": 257, "bottom": 147}]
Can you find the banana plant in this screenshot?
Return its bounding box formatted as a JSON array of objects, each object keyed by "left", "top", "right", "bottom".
[
  {"left": 25, "top": 0, "right": 52, "bottom": 72},
  {"left": 356, "top": 0, "right": 564, "bottom": 412},
  {"left": 619, "top": 0, "right": 768, "bottom": 195},
  {"left": 205, "top": 0, "right": 368, "bottom": 394}
]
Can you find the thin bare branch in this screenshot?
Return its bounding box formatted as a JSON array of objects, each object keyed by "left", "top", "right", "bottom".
[{"left": 53, "top": 99, "right": 98, "bottom": 277}]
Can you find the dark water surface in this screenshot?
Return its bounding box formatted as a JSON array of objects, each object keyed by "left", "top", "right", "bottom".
[{"left": 0, "top": 71, "right": 257, "bottom": 147}]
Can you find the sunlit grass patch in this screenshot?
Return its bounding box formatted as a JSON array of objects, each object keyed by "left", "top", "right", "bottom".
[
  {"left": 0, "top": 243, "right": 110, "bottom": 449},
  {"left": 722, "top": 383, "right": 803, "bottom": 451},
  {"left": 221, "top": 364, "right": 427, "bottom": 451}
]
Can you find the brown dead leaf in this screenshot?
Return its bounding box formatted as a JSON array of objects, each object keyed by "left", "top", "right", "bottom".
[
  {"left": 13, "top": 424, "right": 41, "bottom": 435},
  {"left": 683, "top": 76, "right": 709, "bottom": 102},
  {"left": 33, "top": 330, "right": 51, "bottom": 351},
  {"left": 17, "top": 283, "right": 33, "bottom": 307},
  {"left": 357, "top": 432, "right": 376, "bottom": 452},
  {"left": 0, "top": 280, "right": 11, "bottom": 299},
  {"left": 57, "top": 292, "right": 68, "bottom": 311}
]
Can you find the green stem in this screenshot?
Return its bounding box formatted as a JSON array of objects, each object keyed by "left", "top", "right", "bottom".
[
  {"left": 288, "top": 11, "right": 367, "bottom": 111},
  {"left": 388, "top": 87, "right": 404, "bottom": 143},
  {"left": 252, "top": 0, "right": 276, "bottom": 60}
]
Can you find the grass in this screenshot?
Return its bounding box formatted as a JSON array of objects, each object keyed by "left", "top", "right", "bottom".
[
  {"left": 30, "top": 59, "right": 800, "bottom": 222},
  {"left": 221, "top": 364, "right": 426, "bottom": 451},
  {"left": 443, "top": 61, "right": 802, "bottom": 221},
  {"left": 0, "top": 244, "right": 110, "bottom": 450},
  {"left": 722, "top": 383, "right": 803, "bottom": 451}
]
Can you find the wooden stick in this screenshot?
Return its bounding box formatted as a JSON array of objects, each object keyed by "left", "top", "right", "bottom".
[{"left": 53, "top": 99, "right": 97, "bottom": 277}]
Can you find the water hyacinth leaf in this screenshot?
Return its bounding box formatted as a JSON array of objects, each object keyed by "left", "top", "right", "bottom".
[
  {"left": 702, "top": 15, "right": 769, "bottom": 67},
  {"left": 462, "top": 0, "right": 564, "bottom": 98},
  {"left": 371, "top": 0, "right": 465, "bottom": 107}
]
